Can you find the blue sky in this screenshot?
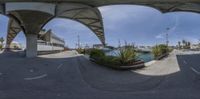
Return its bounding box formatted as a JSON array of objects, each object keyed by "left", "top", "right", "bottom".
[{"left": 1, "top": 5, "right": 200, "bottom": 48}]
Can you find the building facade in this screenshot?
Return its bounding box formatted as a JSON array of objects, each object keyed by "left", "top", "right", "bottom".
[{"left": 37, "top": 29, "right": 65, "bottom": 52}]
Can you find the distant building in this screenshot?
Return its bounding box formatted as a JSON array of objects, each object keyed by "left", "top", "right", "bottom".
[
  {"left": 93, "top": 44, "right": 104, "bottom": 49},
  {"left": 84, "top": 44, "right": 90, "bottom": 49},
  {"left": 136, "top": 46, "right": 152, "bottom": 52},
  {"left": 168, "top": 46, "right": 176, "bottom": 49},
  {"left": 9, "top": 41, "right": 23, "bottom": 50},
  {"left": 190, "top": 44, "right": 200, "bottom": 50},
  {"left": 1, "top": 41, "right": 23, "bottom": 50},
  {"left": 37, "top": 29, "right": 65, "bottom": 52}
]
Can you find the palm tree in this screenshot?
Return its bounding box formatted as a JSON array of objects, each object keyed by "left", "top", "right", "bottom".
[
  {"left": 0, "top": 37, "right": 4, "bottom": 45},
  {"left": 178, "top": 41, "right": 181, "bottom": 49},
  {"left": 187, "top": 42, "right": 191, "bottom": 49},
  {"left": 182, "top": 40, "right": 186, "bottom": 49}
]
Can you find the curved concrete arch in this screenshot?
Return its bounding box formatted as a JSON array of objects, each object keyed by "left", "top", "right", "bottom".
[
  {"left": 162, "top": 3, "right": 200, "bottom": 14},
  {"left": 99, "top": 4, "right": 165, "bottom": 14},
  {"left": 3, "top": 1, "right": 200, "bottom": 57},
  {"left": 144, "top": 3, "right": 200, "bottom": 14},
  {"left": 5, "top": 2, "right": 55, "bottom": 34},
  {"left": 7, "top": 10, "right": 54, "bottom": 57},
  {"left": 7, "top": 10, "right": 54, "bottom": 33},
  {"left": 55, "top": 3, "right": 105, "bottom": 45},
  {"left": 5, "top": 2, "right": 56, "bottom": 35},
  {"left": 4, "top": 2, "right": 56, "bottom": 57},
  {"left": 56, "top": 16, "right": 104, "bottom": 42},
  {"left": 2, "top": 0, "right": 200, "bottom": 14},
  {"left": 6, "top": 2, "right": 200, "bottom": 47},
  {"left": 7, "top": 2, "right": 200, "bottom": 48},
  {"left": 6, "top": 17, "right": 22, "bottom": 49},
  {"left": 5, "top": 3, "right": 106, "bottom": 52},
  {"left": 0, "top": 4, "right": 21, "bottom": 50},
  {"left": 5, "top": 2, "right": 55, "bottom": 16},
  {"left": 100, "top": 3, "right": 200, "bottom": 14},
  {"left": 5, "top": 10, "right": 54, "bottom": 50},
  {"left": 99, "top": 2, "right": 200, "bottom": 14}
]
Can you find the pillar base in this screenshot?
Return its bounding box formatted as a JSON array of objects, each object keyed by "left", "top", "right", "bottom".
[
  {"left": 3, "top": 48, "right": 11, "bottom": 52},
  {"left": 26, "top": 34, "right": 37, "bottom": 58}
]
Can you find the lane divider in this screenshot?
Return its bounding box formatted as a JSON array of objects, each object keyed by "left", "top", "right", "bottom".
[
  {"left": 190, "top": 67, "right": 200, "bottom": 75},
  {"left": 57, "top": 64, "right": 63, "bottom": 70},
  {"left": 24, "top": 74, "right": 47, "bottom": 80}
]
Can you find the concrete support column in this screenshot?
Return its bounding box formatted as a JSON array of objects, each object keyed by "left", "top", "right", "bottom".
[{"left": 26, "top": 34, "right": 37, "bottom": 58}]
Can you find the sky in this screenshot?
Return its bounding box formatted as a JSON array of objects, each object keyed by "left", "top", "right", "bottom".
[{"left": 1, "top": 5, "right": 200, "bottom": 48}]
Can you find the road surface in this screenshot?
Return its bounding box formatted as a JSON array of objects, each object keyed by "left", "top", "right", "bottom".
[{"left": 0, "top": 51, "right": 199, "bottom": 99}]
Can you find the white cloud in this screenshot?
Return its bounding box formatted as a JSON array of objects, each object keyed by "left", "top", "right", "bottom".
[{"left": 155, "top": 33, "right": 165, "bottom": 39}]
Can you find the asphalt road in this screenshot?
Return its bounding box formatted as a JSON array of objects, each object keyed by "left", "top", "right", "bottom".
[{"left": 0, "top": 51, "right": 199, "bottom": 99}]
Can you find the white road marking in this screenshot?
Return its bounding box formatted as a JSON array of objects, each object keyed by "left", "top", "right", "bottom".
[
  {"left": 24, "top": 74, "right": 47, "bottom": 80},
  {"left": 190, "top": 67, "right": 200, "bottom": 75},
  {"left": 57, "top": 64, "right": 63, "bottom": 70}
]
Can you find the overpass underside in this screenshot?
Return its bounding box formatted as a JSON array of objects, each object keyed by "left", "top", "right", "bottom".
[{"left": 0, "top": 0, "right": 200, "bottom": 57}]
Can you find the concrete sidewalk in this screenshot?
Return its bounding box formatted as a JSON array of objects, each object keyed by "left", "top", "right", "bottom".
[{"left": 134, "top": 51, "right": 180, "bottom": 76}]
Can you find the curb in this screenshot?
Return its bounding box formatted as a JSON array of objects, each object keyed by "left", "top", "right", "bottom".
[{"left": 144, "top": 60, "right": 157, "bottom": 66}]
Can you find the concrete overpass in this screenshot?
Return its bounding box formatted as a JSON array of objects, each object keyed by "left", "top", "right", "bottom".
[{"left": 1, "top": 0, "right": 200, "bottom": 57}]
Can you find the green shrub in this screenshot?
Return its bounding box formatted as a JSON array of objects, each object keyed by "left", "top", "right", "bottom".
[
  {"left": 98, "top": 55, "right": 119, "bottom": 66},
  {"left": 90, "top": 47, "right": 139, "bottom": 67},
  {"left": 0, "top": 44, "right": 2, "bottom": 50},
  {"left": 84, "top": 48, "right": 92, "bottom": 55},
  {"left": 76, "top": 48, "right": 85, "bottom": 54},
  {"left": 159, "top": 44, "right": 168, "bottom": 54},
  {"left": 116, "top": 47, "right": 137, "bottom": 65},
  {"left": 152, "top": 46, "right": 160, "bottom": 58},
  {"left": 152, "top": 44, "right": 169, "bottom": 58},
  {"left": 89, "top": 49, "right": 105, "bottom": 59}
]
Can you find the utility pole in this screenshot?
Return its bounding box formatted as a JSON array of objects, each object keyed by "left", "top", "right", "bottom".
[
  {"left": 118, "top": 39, "right": 121, "bottom": 48},
  {"left": 166, "top": 28, "right": 170, "bottom": 47},
  {"left": 132, "top": 42, "right": 135, "bottom": 48},
  {"left": 198, "top": 39, "right": 200, "bottom": 45},
  {"left": 77, "top": 35, "right": 80, "bottom": 49},
  {"left": 124, "top": 40, "right": 127, "bottom": 46}
]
